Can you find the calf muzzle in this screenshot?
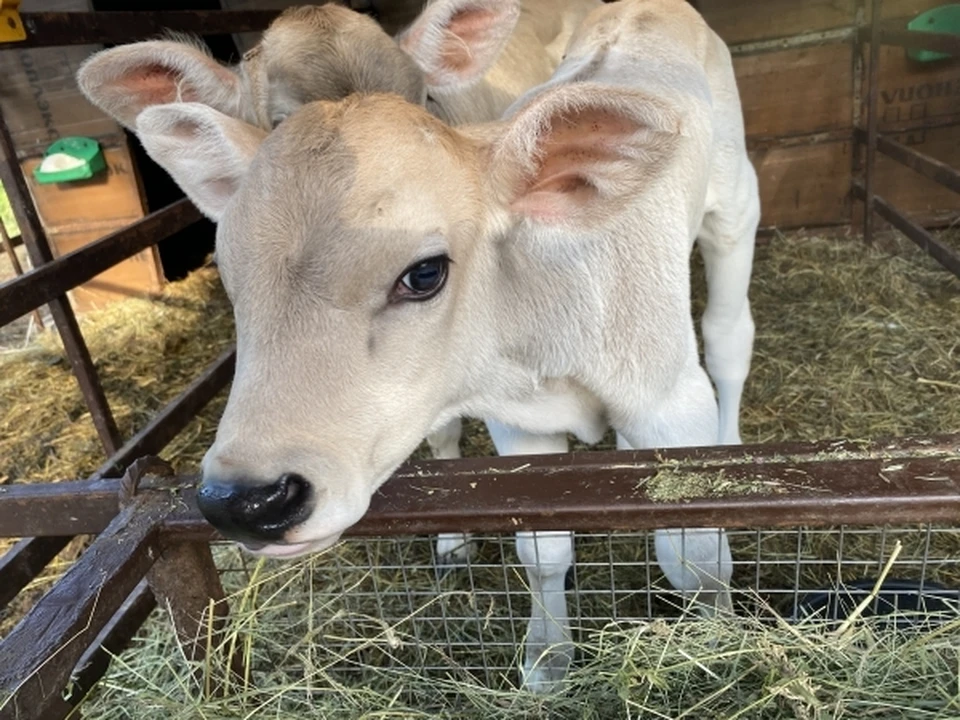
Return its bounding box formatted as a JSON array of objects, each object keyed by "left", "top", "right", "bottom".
[{"left": 196, "top": 472, "right": 314, "bottom": 544}]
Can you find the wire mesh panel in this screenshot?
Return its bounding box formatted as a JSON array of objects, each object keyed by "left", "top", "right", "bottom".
[{"left": 205, "top": 525, "right": 960, "bottom": 691}]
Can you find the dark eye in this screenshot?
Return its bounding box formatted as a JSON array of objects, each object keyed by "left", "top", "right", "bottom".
[{"left": 391, "top": 255, "right": 450, "bottom": 303}]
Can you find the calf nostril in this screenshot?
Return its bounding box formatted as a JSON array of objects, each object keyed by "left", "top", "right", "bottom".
[{"left": 197, "top": 473, "right": 314, "bottom": 543}]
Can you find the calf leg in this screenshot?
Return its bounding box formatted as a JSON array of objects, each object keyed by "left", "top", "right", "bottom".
[
  {"left": 486, "top": 420, "right": 573, "bottom": 693},
  {"left": 697, "top": 172, "right": 760, "bottom": 446},
  {"left": 428, "top": 418, "right": 477, "bottom": 563},
  {"left": 617, "top": 366, "right": 733, "bottom": 616}
]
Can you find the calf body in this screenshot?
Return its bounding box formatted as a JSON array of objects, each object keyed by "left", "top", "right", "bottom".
[{"left": 112, "top": 0, "right": 755, "bottom": 692}]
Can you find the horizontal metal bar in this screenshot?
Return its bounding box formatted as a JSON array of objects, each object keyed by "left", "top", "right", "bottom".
[
  {"left": 15, "top": 10, "right": 280, "bottom": 48},
  {"left": 730, "top": 26, "right": 855, "bottom": 57},
  {"left": 852, "top": 181, "right": 960, "bottom": 278},
  {"left": 876, "top": 134, "right": 960, "bottom": 195},
  {"left": 0, "top": 199, "right": 201, "bottom": 329},
  {"left": 0, "top": 536, "right": 71, "bottom": 611},
  {"left": 94, "top": 345, "right": 236, "bottom": 480},
  {"left": 2, "top": 435, "right": 957, "bottom": 538},
  {"left": 0, "top": 494, "right": 170, "bottom": 720}
]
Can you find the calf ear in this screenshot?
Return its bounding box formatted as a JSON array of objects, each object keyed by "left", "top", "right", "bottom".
[
  {"left": 135, "top": 103, "right": 267, "bottom": 222},
  {"left": 78, "top": 40, "right": 243, "bottom": 130},
  {"left": 492, "top": 84, "right": 684, "bottom": 225},
  {"left": 397, "top": 0, "right": 520, "bottom": 89}
]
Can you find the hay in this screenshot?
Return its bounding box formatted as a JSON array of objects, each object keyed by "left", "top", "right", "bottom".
[
  {"left": 76, "top": 544, "right": 960, "bottom": 719},
  {"left": 2, "top": 230, "right": 960, "bottom": 716}
]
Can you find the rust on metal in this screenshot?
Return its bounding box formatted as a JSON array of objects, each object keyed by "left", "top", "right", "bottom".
[
  {"left": 852, "top": 181, "right": 960, "bottom": 278},
  {"left": 0, "top": 105, "right": 121, "bottom": 455},
  {"left": 2, "top": 436, "right": 957, "bottom": 540},
  {"left": 0, "top": 493, "right": 173, "bottom": 720},
  {"left": 0, "top": 198, "right": 202, "bottom": 328},
  {"left": 0, "top": 536, "right": 70, "bottom": 610},
  {"left": 15, "top": 10, "right": 279, "bottom": 47}
]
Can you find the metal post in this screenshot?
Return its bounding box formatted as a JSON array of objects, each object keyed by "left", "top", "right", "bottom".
[
  {"left": 0, "top": 105, "right": 121, "bottom": 455},
  {"left": 863, "top": 0, "right": 883, "bottom": 244}
]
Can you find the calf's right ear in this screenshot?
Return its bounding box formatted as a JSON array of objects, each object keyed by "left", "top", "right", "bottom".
[
  {"left": 78, "top": 40, "right": 243, "bottom": 130},
  {"left": 135, "top": 103, "right": 267, "bottom": 222}
]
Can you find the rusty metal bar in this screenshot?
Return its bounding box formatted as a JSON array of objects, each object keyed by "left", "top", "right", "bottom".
[
  {"left": 14, "top": 10, "right": 280, "bottom": 48},
  {"left": 0, "top": 199, "right": 201, "bottom": 329},
  {"left": 862, "top": 0, "right": 883, "bottom": 245},
  {"left": 0, "top": 493, "right": 172, "bottom": 720},
  {"left": 875, "top": 133, "right": 960, "bottom": 195},
  {"left": 0, "top": 222, "right": 44, "bottom": 332},
  {"left": 0, "top": 106, "right": 121, "bottom": 456},
  {"left": 852, "top": 181, "right": 960, "bottom": 278},
  {"left": 0, "top": 536, "right": 70, "bottom": 611},
  {"left": 65, "top": 581, "right": 156, "bottom": 710},
  {"left": 94, "top": 345, "right": 236, "bottom": 480},
  {"left": 2, "top": 435, "right": 957, "bottom": 539}
]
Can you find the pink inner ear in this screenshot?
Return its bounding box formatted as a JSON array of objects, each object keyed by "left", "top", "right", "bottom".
[
  {"left": 512, "top": 108, "right": 642, "bottom": 221},
  {"left": 440, "top": 7, "right": 498, "bottom": 72},
  {"left": 118, "top": 63, "right": 198, "bottom": 106}
]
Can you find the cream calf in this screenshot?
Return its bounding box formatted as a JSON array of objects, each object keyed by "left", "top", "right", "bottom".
[
  {"left": 127, "top": 30, "right": 733, "bottom": 687},
  {"left": 78, "top": 0, "right": 599, "bottom": 565}
]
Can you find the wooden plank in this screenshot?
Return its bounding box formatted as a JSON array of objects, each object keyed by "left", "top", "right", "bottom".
[
  {"left": 21, "top": 147, "right": 145, "bottom": 231},
  {"left": 751, "top": 140, "right": 852, "bottom": 229},
  {"left": 0, "top": 494, "right": 170, "bottom": 720},
  {"left": 735, "top": 44, "right": 853, "bottom": 139},
  {"left": 699, "top": 0, "right": 855, "bottom": 45},
  {"left": 869, "top": 44, "right": 960, "bottom": 135}
]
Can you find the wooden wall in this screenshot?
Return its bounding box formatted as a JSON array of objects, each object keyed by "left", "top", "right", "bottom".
[{"left": 697, "top": 0, "right": 960, "bottom": 230}]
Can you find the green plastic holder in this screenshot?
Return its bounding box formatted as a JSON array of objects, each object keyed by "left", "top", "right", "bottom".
[
  {"left": 32, "top": 137, "right": 106, "bottom": 185},
  {"left": 907, "top": 4, "right": 960, "bottom": 62}
]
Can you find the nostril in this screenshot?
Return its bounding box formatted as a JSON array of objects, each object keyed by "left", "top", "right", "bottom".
[{"left": 197, "top": 473, "right": 314, "bottom": 543}]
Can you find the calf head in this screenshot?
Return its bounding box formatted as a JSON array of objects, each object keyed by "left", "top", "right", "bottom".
[
  {"left": 78, "top": 0, "right": 521, "bottom": 132},
  {"left": 133, "top": 86, "right": 682, "bottom": 556}
]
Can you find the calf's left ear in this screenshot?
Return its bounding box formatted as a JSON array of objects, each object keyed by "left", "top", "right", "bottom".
[
  {"left": 398, "top": 0, "right": 520, "bottom": 89},
  {"left": 135, "top": 103, "right": 267, "bottom": 222},
  {"left": 491, "top": 84, "right": 683, "bottom": 225}
]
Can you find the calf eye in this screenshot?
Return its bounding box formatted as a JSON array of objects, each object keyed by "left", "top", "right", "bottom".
[{"left": 391, "top": 255, "right": 450, "bottom": 303}]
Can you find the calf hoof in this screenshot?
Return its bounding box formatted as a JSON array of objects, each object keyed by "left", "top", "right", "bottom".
[
  {"left": 521, "top": 644, "right": 573, "bottom": 694},
  {"left": 435, "top": 532, "right": 477, "bottom": 565}
]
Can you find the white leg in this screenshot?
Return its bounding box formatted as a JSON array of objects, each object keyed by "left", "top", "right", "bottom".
[
  {"left": 698, "top": 183, "right": 759, "bottom": 446},
  {"left": 617, "top": 367, "right": 733, "bottom": 616},
  {"left": 428, "top": 418, "right": 477, "bottom": 564},
  {"left": 486, "top": 420, "right": 572, "bottom": 693},
  {"left": 516, "top": 529, "right": 574, "bottom": 693}
]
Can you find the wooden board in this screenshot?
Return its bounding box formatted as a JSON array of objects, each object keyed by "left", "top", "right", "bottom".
[
  {"left": 21, "top": 144, "right": 163, "bottom": 313},
  {"left": 735, "top": 44, "right": 853, "bottom": 139},
  {"left": 21, "top": 148, "right": 145, "bottom": 233},
  {"left": 869, "top": 45, "right": 960, "bottom": 133},
  {"left": 699, "top": 0, "right": 855, "bottom": 45},
  {"left": 750, "top": 140, "right": 853, "bottom": 229}
]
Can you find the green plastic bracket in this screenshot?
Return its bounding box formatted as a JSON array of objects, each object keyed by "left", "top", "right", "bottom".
[
  {"left": 32, "top": 137, "right": 107, "bottom": 185},
  {"left": 907, "top": 4, "right": 960, "bottom": 62}
]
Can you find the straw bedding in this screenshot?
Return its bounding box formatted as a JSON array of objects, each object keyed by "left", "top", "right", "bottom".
[{"left": 1, "top": 230, "right": 959, "bottom": 718}]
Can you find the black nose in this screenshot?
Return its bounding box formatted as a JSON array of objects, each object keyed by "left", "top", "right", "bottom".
[{"left": 196, "top": 473, "right": 314, "bottom": 543}]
